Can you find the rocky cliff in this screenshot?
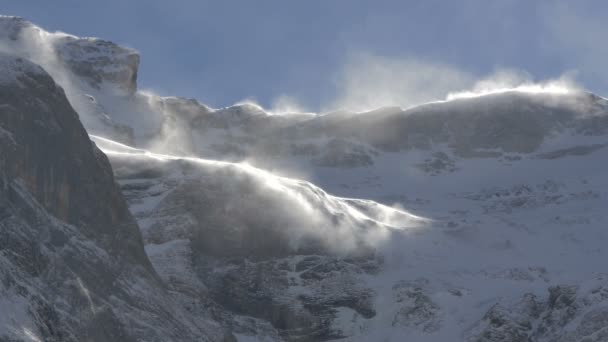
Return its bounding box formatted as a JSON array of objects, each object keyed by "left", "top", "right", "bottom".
[{"left": 0, "top": 53, "right": 228, "bottom": 341}]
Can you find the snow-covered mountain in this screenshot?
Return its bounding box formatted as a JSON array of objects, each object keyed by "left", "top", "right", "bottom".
[{"left": 2, "top": 15, "right": 608, "bottom": 341}]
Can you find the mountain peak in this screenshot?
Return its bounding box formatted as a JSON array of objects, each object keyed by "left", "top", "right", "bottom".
[{"left": 0, "top": 15, "right": 140, "bottom": 95}]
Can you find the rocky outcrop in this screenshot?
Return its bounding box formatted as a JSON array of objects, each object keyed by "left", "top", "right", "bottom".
[
  {"left": 391, "top": 279, "right": 441, "bottom": 333},
  {"left": 468, "top": 279, "right": 608, "bottom": 342},
  {"left": 55, "top": 36, "right": 139, "bottom": 95},
  {"left": 0, "top": 53, "right": 146, "bottom": 264},
  {"left": 198, "top": 255, "right": 378, "bottom": 341},
  {"left": 312, "top": 139, "right": 375, "bottom": 168}
]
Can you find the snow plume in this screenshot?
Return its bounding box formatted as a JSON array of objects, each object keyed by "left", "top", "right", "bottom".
[
  {"left": 446, "top": 69, "right": 581, "bottom": 100},
  {"left": 441, "top": 69, "right": 598, "bottom": 115},
  {"left": 91, "top": 135, "right": 429, "bottom": 255},
  {"left": 269, "top": 94, "right": 311, "bottom": 115},
  {"left": 233, "top": 95, "right": 312, "bottom": 115},
  {"left": 327, "top": 52, "right": 474, "bottom": 111},
  {"left": 230, "top": 58, "right": 583, "bottom": 114},
  {"left": 326, "top": 52, "right": 584, "bottom": 112}
]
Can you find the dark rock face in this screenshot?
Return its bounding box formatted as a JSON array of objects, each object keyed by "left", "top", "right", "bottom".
[
  {"left": 0, "top": 55, "right": 147, "bottom": 265},
  {"left": 0, "top": 54, "right": 226, "bottom": 341}
]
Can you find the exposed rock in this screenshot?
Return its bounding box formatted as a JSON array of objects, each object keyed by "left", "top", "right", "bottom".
[
  {"left": 0, "top": 53, "right": 145, "bottom": 261},
  {"left": 459, "top": 180, "right": 600, "bottom": 214},
  {"left": 312, "top": 139, "right": 375, "bottom": 168},
  {"left": 391, "top": 279, "right": 441, "bottom": 333},
  {"left": 54, "top": 36, "right": 139, "bottom": 95},
  {"left": 417, "top": 151, "right": 458, "bottom": 175},
  {"left": 468, "top": 279, "right": 608, "bottom": 342},
  {"left": 194, "top": 256, "right": 377, "bottom": 341},
  {"left": 469, "top": 294, "right": 541, "bottom": 342}
]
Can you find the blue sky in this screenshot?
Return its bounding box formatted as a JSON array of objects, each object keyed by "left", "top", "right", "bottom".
[{"left": 4, "top": 1, "right": 608, "bottom": 111}]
